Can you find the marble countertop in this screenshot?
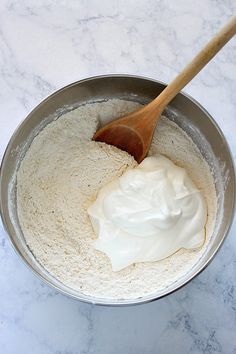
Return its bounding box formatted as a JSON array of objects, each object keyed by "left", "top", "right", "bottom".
[{"left": 0, "top": 1, "right": 236, "bottom": 353}]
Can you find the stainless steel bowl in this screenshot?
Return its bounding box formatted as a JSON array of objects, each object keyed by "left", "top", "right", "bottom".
[{"left": 0, "top": 75, "right": 235, "bottom": 306}]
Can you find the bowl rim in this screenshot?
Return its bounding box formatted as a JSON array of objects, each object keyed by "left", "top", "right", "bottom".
[{"left": 0, "top": 74, "right": 235, "bottom": 306}]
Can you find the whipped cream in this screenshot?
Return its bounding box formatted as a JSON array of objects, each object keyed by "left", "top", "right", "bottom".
[{"left": 88, "top": 155, "right": 207, "bottom": 271}]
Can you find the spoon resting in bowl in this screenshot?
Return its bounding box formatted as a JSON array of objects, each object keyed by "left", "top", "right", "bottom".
[{"left": 94, "top": 16, "right": 236, "bottom": 163}]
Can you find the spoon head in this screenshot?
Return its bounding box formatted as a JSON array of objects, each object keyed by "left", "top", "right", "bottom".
[{"left": 93, "top": 124, "right": 145, "bottom": 163}]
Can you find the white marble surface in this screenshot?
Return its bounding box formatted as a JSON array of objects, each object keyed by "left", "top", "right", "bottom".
[{"left": 0, "top": 1, "right": 236, "bottom": 353}]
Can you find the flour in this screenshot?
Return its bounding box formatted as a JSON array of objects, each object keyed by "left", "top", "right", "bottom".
[{"left": 17, "top": 99, "right": 217, "bottom": 300}]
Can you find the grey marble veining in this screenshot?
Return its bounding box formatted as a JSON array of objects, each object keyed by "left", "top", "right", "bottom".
[{"left": 0, "top": 1, "right": 235, "bottom": 353}]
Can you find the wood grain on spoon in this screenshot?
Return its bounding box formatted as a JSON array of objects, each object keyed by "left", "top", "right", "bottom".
[{"left": 94, "top": 16, "right": 236, "bottom": 163}]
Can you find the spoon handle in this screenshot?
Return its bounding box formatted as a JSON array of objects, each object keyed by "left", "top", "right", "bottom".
[{"left": 150, "top": 15, "right": 236, "bottom": 112}]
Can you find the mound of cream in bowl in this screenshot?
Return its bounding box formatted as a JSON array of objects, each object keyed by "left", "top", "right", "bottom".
[
  {"left": 16, "top": 98, "right": 217, "bottom": 300},
  {"left": 88, "top": 155, "right": 207, "bottom": 271}
]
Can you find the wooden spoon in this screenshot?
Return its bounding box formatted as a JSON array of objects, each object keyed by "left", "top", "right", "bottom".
[{"left": 94, "top": 16, "right": 236, "bottom": 163}]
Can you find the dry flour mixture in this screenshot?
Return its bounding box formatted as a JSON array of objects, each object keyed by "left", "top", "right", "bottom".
[{"left": 17, "top": 99, "right": 217, "bottom": 299}]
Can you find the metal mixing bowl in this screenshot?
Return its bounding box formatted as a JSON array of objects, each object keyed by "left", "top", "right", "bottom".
[{"left": 0, "top": 75, "right": 235, "bottom": 306}]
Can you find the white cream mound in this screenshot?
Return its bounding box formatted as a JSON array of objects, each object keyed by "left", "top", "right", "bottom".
[
  {"left": 88, "top": 155, "right": 207, "bottom": 271},
  {"left": 17, "top": 99, "right": 217, "bottom": 299}
]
